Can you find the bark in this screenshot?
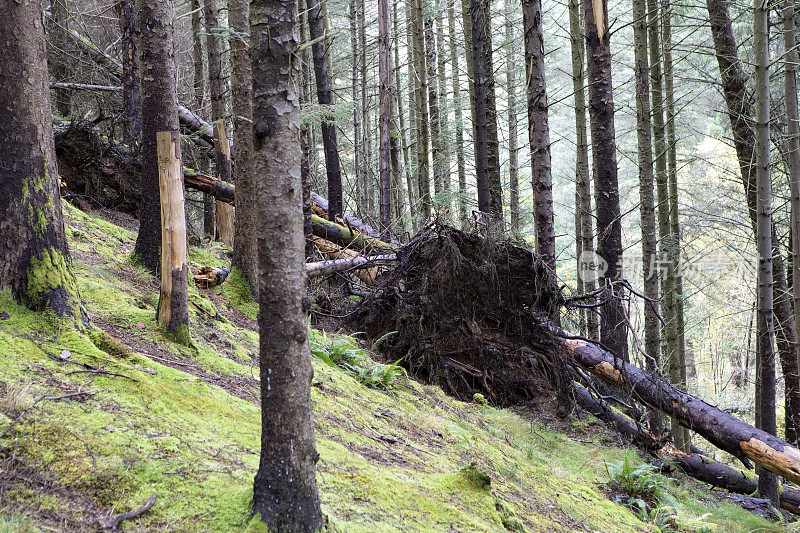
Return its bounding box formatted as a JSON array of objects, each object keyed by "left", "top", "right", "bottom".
[
  {"left": 583, "top": 0, "right": 627, "bottom": 361},
  {"left": 388, "top": 42, "right": 407, "bottom": 231},
  {"left": 414, "top": 0, "right": 432, "bottom": 219},
  {"left": 115, "top": 0, "right": 142, "bottom": 145},
  {"left": 564, "top": 338, "right": 800, "bottom": 487},
  {"left": 633, "top": 0, "right": 662, "bottom": 438},
  {"left": 191, "top": 0, "right": 205, "bottom": 114},
  {"left": 349, "top": 0, "right": 362, "bottom": 212},
  {"left": 394, "top": 1, "right": 415, "bottom": 223},
  {"left": 307, "top": 0, "right": 344, "bottom": 221},
  {"left": 785, "top": 0, "right": 800, "bottom": 446},
  {"left": 48, "top": 0, "right": 71, "bottom": 118},
  {"left": 569, "top": 0, "right": 598, "bottom": 339},
  {"left": 230, "top": 0, "right": 257, "bottom": 294},
  {"left": 577, "top": 381, "right": 800, "bottom": 515},
  {"left": 448, "top": 0, "right": 468, "bottom": 228},
  {"left": 0, "top": 0, "right": 84, "bottom": 322},
  {"left": 426, "top": 7, "right": 443, "bottom": 200},
  {"left": 506, "top": 0, "right": 520, "bottom": 234},
  {"left": 134, "top": 0, "right": 180, "bottom": 275},
  {"left": 378, "top": 0, "right": 392, "bottom": 234},
  {"left": 437, "top": 0, "right": 451, "bottom": 212},
  {"left": 300, "top": 0, "right": 315, "bottom": 260},
  {"left": 359, "top": 0, "right": 374, "bottom": 217},
  {"left": 522, "top": 0, "right": 556, "bottom": 271},
  {"left": 310, "top": 216, "right": 397, "bottom": 254},
  {"left": 707, "top": 0, "right": 800, "bottom": 449},
  {"left": 753, "top": 0, "right": 779, "bottom": 503},
  {"left": 306, "top": 254, "right": 395, "bottom": 280},
  {"left": 470, "top": 0, "right": 491, "bottom": 218},
  {"left": 250, "top": 0, "right": 324, "bottom": 528},
  {"left": 662, "top": 0, "right": 690, "bottom": 448}
]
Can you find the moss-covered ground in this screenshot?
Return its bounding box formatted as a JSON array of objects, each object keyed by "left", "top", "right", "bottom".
[{"left": 0, "top": 202, "right": 791, "bottom": 532}]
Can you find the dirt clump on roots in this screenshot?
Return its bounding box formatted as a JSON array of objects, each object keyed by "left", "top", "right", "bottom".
[{"left": 355, "top": 225, "right": 569, "bottom": 407}]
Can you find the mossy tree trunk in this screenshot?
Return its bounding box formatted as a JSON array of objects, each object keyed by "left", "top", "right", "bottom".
[
  {"left": 250, "top": 0, "right": 324, "bottom": 529},
  {"left": 134, "top": 0, "right": 180, "bottom": 275},
  {"left": 0, "top": 0, "right": 85, "bottom": 324}
]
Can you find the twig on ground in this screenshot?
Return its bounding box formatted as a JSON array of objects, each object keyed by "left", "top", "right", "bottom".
[
  {"left": 0, "top": 389, "right": 98, "bottom": 439},
  {"left": 98, "top": 493, "right": 157, "bottom": 531}
]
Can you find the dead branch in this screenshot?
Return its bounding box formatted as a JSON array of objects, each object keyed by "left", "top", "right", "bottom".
[{"left": 98, "top": 493, "right": 157, "bottom": 531}]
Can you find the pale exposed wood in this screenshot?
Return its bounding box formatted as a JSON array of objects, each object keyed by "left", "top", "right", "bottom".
[
  {"left": 156, "top": 131, "right": 188, "bottom": 332},
  {"left": 214, "top": 122, "right": 235, "bottom": 246},
  {"left": 311, "top": 236, "right": 381, "bottom": 283}
]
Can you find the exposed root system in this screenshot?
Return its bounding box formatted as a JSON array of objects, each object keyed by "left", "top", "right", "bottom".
[{"left": 356, "top": 225, "right": 568, "bottom": 407}]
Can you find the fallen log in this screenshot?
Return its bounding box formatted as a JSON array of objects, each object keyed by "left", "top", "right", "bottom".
[
  {"left": 310, "top": 192, "right": 390, "bottom": 242},
  {"left": 193, "top": 266, "right": 230, "bottom": 288},
  {"left": 311, "top": 236, "right": 381, "bottom": 283},
  {"left": 183, "top": 170, "right": 235, "bottom": 204},
  {"left": 311, "top": 215, "right": 396, "bottom": 255},
  {"left": 306, "top": 254, "right": 395, "bottom": 280},
  {"left": 565, "top": 338, "right": 800, "bottom": 486},
  {"left": 576, "top": 380, "right": 800, "bottom": 515},
  {"left": 51, "top": 82, "right": 122, "bottom": 92}
]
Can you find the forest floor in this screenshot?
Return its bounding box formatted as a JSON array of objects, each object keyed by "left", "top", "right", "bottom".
[{"left": 0, "top": 201, "right": 789, "bottom": 532}]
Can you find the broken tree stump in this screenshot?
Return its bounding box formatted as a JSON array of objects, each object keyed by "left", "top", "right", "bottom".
[{"left": 155, "top": 132, "right": 190, "bottom": 343}]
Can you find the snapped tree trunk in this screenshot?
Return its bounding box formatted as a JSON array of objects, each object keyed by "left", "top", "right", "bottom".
[
  {"left": 134, "top": 0, "right": 180, "bottom": 275},
  {"left": 564, "top": 338, "right": 800, "bottom": 487},
  {"left": 250, "top": 0, "right": 324, "bottom": 528},
  {"left": 155, "top": 132, "right": 190, "bottom": 343},
  {"left": 0, "top": 0, "right": 85, "bottom": 323},
  {"left": 522, "top": 0, "right": 556, "bottom": 271},
  {"left": 582, "top": 0, "right": 628, "bottom": 361},
  {"left": 308, "top": 0, "right": 344, "bottom": 221}
]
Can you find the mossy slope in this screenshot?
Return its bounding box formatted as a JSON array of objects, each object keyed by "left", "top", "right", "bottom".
[{"left": 0, "top": 202, "right": 786, "bottom": 532}]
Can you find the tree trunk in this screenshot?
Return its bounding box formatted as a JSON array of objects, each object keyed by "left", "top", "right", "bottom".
[
  {"left": 359, "top": 0, "right": 374, "bottom": 218},
  {"left": 662, "top": 0, "right": 691, "bottom": 447},
  {"left": 426, "top": 7, "right": 443, "bottom": 201},
  {"left": 230, "top": 0, "right": 257, "bottom": 294},
  {"left": 569, "top": 0, "right": 597, "bottom": 339},
  {"left": 583, "top": 0, "right": 628, "bottom": 361},
  {"left": 470, "top": 0, "right": 491, "bottom": 219},
  {"left": 250, "top": 0, "right": 324, "bottom": 528},
  {"left": 308, "top": 0, "right": 344, "bottom": 221},
  {"left": 437, "top": 0, "right": 451, "bottom": 213},
  {"left": 753, "top": 0, "right": 779, "bottom": 503},
  {"left": 633, "top": 0, "right": 662, "bottom": 438},
  {"left": 378, "top": 0, "right": 392, "bottom": 235},
  {"left": 522, "top": 0, "right": 556, "bottom": 271},
  {"left": 394, "top": 1, "right": 415, "bottom": 223},
  {"left": 349, "top": 0, "right": 362, "bottom": 212},
  {"left": 506, "top": 0, "right": 519, "bottom": 234},
  {"left": 707, "top": 0, "right": 800, "bottom": 449},
  {"left": 564, "top": 338, "right": 800, "bottom": 487},
  {"left": 785, "top": 0, "right": 800, "bottom": 446},
  {"left": 134, "top": 0, "right": 180, "bottom": 275},
  {"left": 48, "top": 0, "right": 71, "bottom": 118},
  {"left": 449, "top": 0, "right": 468, "bottom": 228},
  {"left": 155, "top": 132, "right": 189, "bottom": 343},
  {"left": 191, "top": 0, "right": 205, "bottom": 114},
  {"left": 414, "top": 0, "right": 432, "bottom": 219},
  {"left": 116, "top": 0, "right": 142, "bottom": 145},
  {"left": 0, "top": 0, "right": 84, "bottom": 323}
]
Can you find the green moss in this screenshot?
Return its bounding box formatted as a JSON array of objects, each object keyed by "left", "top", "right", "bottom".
[
  {"left": 88, "top": 327, "right": 132, "bottom": 358},
  {"left": 0, "top": 202, "right": 785, "bottom": 532},
  {"left": 25, "top": 248, "right": 80, "bottom": 313},
  {"left": 473, "top": 393, "right": 487, "bottom": 405}
]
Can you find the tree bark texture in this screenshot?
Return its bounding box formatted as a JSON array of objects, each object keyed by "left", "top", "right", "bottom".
[
  {"left": 522, "top": 0, "right": 556, "bottom": 271},
  {"left": 448, "top": 0, "right": 468, "bottom": 228},
  {"left": 633, "top": 0, "right": 662, "bottom": 438},
  {"left": 250, "top": 0, "right": 324, "bottom": 528},
  {"left": 564, "top": 338, "right": 800, "bottom": 487},
  {"left": 308, "top": 0, "right": 344, "bottom": 221},
  {"left": 230, "top": 0, "right": 258, "bottom": 294},
  {"left": 0, "top": 0, "right": 84, "bottom": 322},
  {"left": 378, "top": 0, "right": 392, "bottom": 234},
  {"left": 506, "top": 0, "right": 520, "bottom": 234},
  {"left": 707, "top": 0, "right": 800, "bottom": 448},
  {"left": 582, "top": 0, "right": 628, "bottom": 361},
  {"left": 134, "top": 0, "right": 180, "bottom": 275},
  {"left": 48, "top": 0, "right": 71, "bottom": 118},
  {"left": 426, "top": 8, "right": 443, "bottom": 200},
  {"left": 414, "top": 0, "right": 432, "bottom": 220},
  {"left": 116, "top": 0, "right": 142, "bottom": 145}
]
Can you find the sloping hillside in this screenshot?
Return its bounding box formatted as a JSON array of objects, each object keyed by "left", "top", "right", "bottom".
[{"left": 0, "top": 201, "right": 785, "bottom": 532}]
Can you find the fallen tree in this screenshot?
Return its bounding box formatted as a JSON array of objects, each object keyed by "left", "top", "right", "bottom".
[
  {"left": 311, "top": 215, "right": 396, "bottom": 255},
  {"left": 564, "top": 338, "right": 800, "bottom": 487}
]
